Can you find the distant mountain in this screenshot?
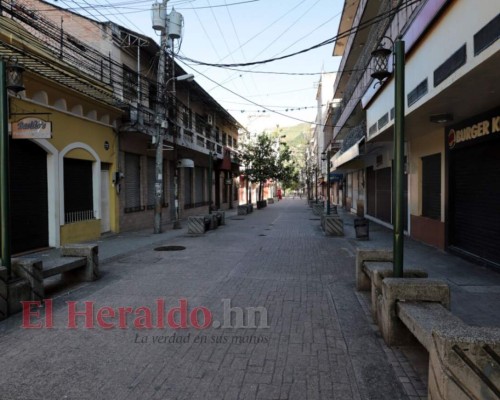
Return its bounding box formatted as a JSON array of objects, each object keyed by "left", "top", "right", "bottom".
[{"left": 279, "top": 123, "right": 310, "bottom": 148}]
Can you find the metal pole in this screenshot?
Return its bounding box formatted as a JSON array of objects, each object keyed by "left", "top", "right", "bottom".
[
  {"left": 154, "top": 0, "right": 167, "bottom": 234},
  {"left": 326, "top": 150, "right": 331, "bottom": 215},
  {"left": 315, "top": 167, "right": 318, "bottom": 203},
  {"left": 208, "top": 149, "right": 212, "bottom": 214},
  {"left": 0, "top": 62, "right": 11, "bottom": 276},
  {"left": 171, "top": 37, "right": 182, "bottom": 229},
  {"left": 393, "top": 38, "right": 405, "bottom": 277}
]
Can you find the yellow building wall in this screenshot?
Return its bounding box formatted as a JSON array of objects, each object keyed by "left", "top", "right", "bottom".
[
  {"left": 10, "top": 97, "right": 121, "bottom": 244},
  {"left": 60, "top": 220, "right": 102, "bottom": 244},
  {"left": 407, "top": 128, "right": 445, "bottom": 221}
]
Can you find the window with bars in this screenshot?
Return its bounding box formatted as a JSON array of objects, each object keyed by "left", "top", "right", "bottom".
[
  {"left": 64, "top": 158, "right": 94, "bottom": 223},
  {"left": 123, "top": 65, "right": 138, "bottom": 100}
]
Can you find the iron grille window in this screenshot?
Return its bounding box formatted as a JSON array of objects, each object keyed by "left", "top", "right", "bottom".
[
  {"left": 123, "top": 65, "right": 138, "bottom": 100},
  {"left": 64, "top": 158, "right": 94, "bottom": 223}
]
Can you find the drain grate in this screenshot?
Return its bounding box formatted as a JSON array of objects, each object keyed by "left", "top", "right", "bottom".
[
  {"left": 154, "top": 245, "right": 186, "bottom": 251},
  {"left": 258, "top": 234, "right": 267, "bottom": 237},
  {"left": 309, "top": 218, "right": 320, "bottom": 221},
  {"left": 231, "top": 218, "right": 245, "bottom": 220}
]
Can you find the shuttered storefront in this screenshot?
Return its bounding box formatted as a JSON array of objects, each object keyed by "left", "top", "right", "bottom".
[
  {"left": 147, "top": 157, "right": 155, "bottom": 209},
  {"left": 124, "top": 153, "right": 142, "bottom": 212},
  {"left": 422, "top": 154, "right": 441, "bottom": 219},
  {"left": 448, "top": 117, "right": 500, "bottom": 267},
  {"left": 10, "top": 139, "right": 48, "bottom": 254},
  {"left": 366, "top": 165, "right": 408, "bottom": 228},
  {"left": 194, "top": 166, "right": 205, "bottom": 207},
  {"left": 184, "top": 167, "right": 193, "bottom": 208},
  {"left": 366, "top": 166, "right": 392, "bottom": 224}
]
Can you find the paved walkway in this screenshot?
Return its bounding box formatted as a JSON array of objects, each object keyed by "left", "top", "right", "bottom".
[{"left": 1, "top": 199, "right": 499, "bottom": 399}]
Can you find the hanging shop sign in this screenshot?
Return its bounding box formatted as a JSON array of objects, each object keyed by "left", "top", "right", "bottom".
[
  {"left": 447, "top": 108, "right": 500, "bottom": 150},
  {"left": 11, "top": 117, "right": 52, "bottom": 139}
]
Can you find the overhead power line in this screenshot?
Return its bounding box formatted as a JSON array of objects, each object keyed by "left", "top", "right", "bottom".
[{"left": 176, "top": 0, "right": 420, "bottom": 68}]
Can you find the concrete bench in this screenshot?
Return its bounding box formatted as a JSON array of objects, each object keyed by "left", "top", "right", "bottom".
[
  {"left": 395, "top": 300, "right": 500, "bottom": 400},
  {"left": 355, "top": 249, "right": 500, "bottom": 399},
  {"left": 428, "top": 326, "right": 500, "bottom": 400},
  {"left": 12, "top": 244, "right": 99, "bottom": 301},
  {"left": 355, "top": 249, "right": 393, "bottom": 291},
  {"left": 396, "top": 301, "right": 465, "bottom": 351},
  {"left": 363, "top": 261, "right": 428, "bottom": 322}
]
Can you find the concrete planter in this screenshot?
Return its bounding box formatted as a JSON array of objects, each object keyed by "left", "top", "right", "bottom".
[{"left": 257, "top": 200, "right": 267, "bottom": 209}]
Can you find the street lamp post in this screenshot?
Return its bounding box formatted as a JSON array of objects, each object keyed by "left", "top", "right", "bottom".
[
  {"left": 314, "top": 166, "right": 318, "bottom": 203},
  {"left": 208, "top": 143, "right": 214, "bottom": 214},
  {"left": 321, "top": 150, "right": 331, "bottom": 215},
  {"left": 1, "top": 59, "right": 25, "bottom": 279},
  {"left": 371, "top": 36, "right": 405, "bottom": 277}
]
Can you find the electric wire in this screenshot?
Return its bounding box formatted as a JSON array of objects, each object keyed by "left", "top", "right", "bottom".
[{"left": 177, "top": 0, "right": 420, "bottom": 68}]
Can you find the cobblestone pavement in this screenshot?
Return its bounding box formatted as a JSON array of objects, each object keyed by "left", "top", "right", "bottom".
[{"left": 0, "top": 200, "right": 435, "bottom": 399}]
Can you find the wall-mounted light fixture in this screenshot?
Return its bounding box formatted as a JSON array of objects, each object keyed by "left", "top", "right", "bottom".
[
  {"left": 429, "top": 113, "right": 453, "bottom": 124},
  {"left": 6, "top": 58, "right": 25, "bottom": 93}
]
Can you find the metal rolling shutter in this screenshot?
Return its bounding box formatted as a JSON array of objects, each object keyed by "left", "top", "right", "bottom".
[
  {"left": 450, "top": 140, "right": 500, "bottom": 266},
  {"left": 194, "top": 166, "right": 204, "bottom": 205},
  {"left": 366, "top": 167, "right": 376, "bottom": 216},
  {"left": 147, "top": 157, "right": 155, "bottom": 208},
  {"left": 376, "top": 167, "right": 392, "bottom": 224},
  {"left": 10, "top": 139, "right": 48, "bottom": 253},
  {"left": 124, "top": 153, "right": 141, "bottom": 211},
  {"left": 422, "top": 154, "right": 441, "bottom": 219},
  {"left": 184, "top": 167, "right": 193, "bottom": 206}
]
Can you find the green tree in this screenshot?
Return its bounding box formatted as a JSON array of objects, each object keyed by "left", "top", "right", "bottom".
[{"left": 240, "top": 134, "right": 275, "bottom": 202}]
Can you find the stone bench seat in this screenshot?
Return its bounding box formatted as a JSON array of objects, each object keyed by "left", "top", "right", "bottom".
[
  {"left": 42, "top": 256, "right": 87, "bottom": 278},
  {"left": 12, "top": 244, "right": 99, "bottom": 302},
  {"left": 361, "top": 260, "right": 428, "bottom": 322},
  {"left": 396, "top": 301, "right": 465, "bottom": 351}
]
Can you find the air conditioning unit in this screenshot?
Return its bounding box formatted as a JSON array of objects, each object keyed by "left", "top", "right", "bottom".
[{"left": 207, "top": 114, "right": 213, "bottom": 125}]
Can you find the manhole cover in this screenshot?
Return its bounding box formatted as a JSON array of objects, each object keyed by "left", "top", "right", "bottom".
[
  {"left": 259, "top": 234, "right": 267, "bottom": 236},
  {"left": 154, "top": 245, "right": 186, "bottom": 251}
]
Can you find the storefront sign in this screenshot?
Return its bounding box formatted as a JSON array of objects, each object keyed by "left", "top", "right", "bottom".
[
  {"left": 447, "top": 108, "right": 500, "bottom": 150},
  {"left": 11, "top": 117, "right": 52, "bottom": 139},
  {"left": 329, "top": 173, "right": 343, "bottom": 182}
]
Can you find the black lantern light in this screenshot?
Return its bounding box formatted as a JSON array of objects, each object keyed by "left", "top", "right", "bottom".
[
  {"left": 370, "top": 45, "right": 392, "bottom": 83},
  {"left": 6, "top": 58, "right": 25, "bottom": 93}
]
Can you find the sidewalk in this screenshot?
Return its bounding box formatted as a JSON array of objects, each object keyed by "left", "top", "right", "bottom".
[
  {"left": 0, "top": 199, "right": 498, "bottom": 399},
  {"left": 336, "top": 207, "right": 500, "bottom": 327}
]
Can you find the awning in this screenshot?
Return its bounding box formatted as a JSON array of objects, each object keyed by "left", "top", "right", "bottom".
[{"left": 334, "top": 138, "right": 365, "bottom": 170}]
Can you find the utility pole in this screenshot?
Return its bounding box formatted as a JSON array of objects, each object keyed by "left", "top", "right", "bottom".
[{"left": 153, "top": 0, "right": 168, "bottom": 234}]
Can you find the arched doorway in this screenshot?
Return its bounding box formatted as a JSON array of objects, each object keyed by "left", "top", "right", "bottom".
[{"left": 10, "top": 138, "right": 49, "bottom": 254}]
